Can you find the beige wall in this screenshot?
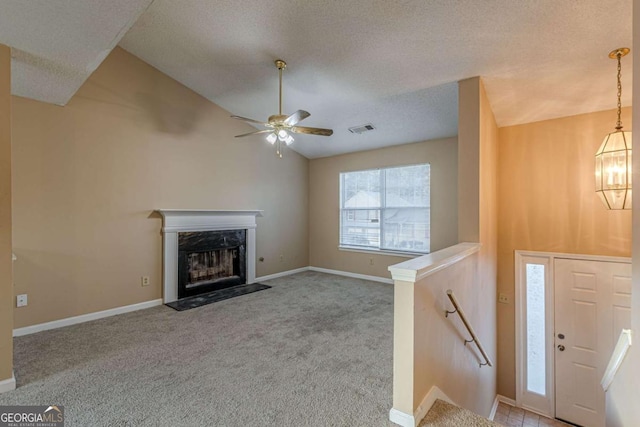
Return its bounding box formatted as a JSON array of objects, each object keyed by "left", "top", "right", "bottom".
[
  {"left": 497, "top": 108, "right": 633, "bottom": 398},
  {"left": 412, "top": 251, "right": 493, "bottom": 414},
  {"left": 456, "top": 77, "right": 498, "bottom": 414},
  {"left": 478, "top": 77, "right": 499, "bottom": 414},
  {"left": 11, "top": 47, "right": 309, "bottom": 328},
  {"left": 458, "top": 80, "right": 481, "bottom": 243},
  {"left": 308, "top": 139, "right": 458, "bottom": 279},
  {"left": 0, "top": 44, "right": 13, "bottom": 381}
]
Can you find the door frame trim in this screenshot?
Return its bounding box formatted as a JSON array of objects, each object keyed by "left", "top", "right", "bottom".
[
  {"left": 516, "top": 251, "right": 630, "bottom": 264},
  {"left": 514, "top": 250, "right": 631, "bottom": 418}
]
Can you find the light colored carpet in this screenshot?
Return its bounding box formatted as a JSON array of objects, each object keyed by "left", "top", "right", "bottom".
[
  {"left": 419, "top": 400, "right": 502, "bottom": 427},
  {"left": 0, "top": 271, "right": 395, "bottom": 426}
]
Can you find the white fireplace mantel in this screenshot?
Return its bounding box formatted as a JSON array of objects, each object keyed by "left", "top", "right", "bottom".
[{"left": 156, "top": 209, "right": 263, "bottom": 303}]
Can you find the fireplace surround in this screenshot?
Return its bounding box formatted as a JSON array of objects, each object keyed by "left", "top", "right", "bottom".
[{"left": 156, "top": 210, "right": 263, "bottom": 303}]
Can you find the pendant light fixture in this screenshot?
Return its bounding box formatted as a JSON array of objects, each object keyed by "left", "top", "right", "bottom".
[{"left": 595, "top": 48, "right": 632, "bottom": 210}]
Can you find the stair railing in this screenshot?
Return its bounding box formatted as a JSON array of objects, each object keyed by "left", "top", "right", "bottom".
[
  {"left": 601, "top": 329, "right": 632, "bottom": 391},
  {"left": 445, "top": 289, "right": 493, "bottom": 368}
]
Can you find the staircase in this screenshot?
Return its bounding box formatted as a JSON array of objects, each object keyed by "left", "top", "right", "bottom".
[{"left": 418, "top": 400, "right": 502, "bottom": 427}]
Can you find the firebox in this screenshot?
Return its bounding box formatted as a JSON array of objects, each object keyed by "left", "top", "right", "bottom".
[{"left": 177, "top": 230, "right": 246, "bottom": 299}]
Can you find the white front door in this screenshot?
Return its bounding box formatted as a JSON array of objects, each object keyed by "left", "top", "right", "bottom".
[{"left": 554, "top": 259, "right": 631, "bottom": 427}]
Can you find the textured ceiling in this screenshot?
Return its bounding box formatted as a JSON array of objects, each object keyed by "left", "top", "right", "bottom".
[
  {"left": 1, "top": 0, "right": 634, "bottom": 158},
  {"left": 0, "top": 0, "right": 154, "bottom": 105}
]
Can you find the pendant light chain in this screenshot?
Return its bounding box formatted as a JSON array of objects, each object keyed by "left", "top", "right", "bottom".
[{"left": 616, "top": 51, "right": 623, "bottom": 130}]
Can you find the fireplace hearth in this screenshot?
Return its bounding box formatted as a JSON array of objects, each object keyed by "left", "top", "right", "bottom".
[
  {"left": 156, "top": 210, "right": 262, "bottom": 304},
  {"left": 178, "top": 230, "right": 246, "bottom": 299}
]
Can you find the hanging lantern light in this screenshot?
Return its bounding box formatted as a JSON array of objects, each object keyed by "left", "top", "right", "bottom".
[{"left": 595, "top": 48, "right": 632, "bottom": 210}]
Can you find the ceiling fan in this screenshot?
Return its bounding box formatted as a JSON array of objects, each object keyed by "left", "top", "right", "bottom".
[{"left": 231, "top": 59, "right": 333, "bottom": 158}]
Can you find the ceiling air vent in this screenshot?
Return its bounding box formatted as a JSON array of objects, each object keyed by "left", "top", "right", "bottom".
[{"left": 348, "top": 123, "right": 376, "bottom": 134}]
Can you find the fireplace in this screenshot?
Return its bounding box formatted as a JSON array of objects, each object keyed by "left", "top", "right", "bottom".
[
  {"left": 156, "top": 210, "right": 263, "bottom": 303},
  {"left": 178, "top": 230, "right": 246, "bottom": 298}
]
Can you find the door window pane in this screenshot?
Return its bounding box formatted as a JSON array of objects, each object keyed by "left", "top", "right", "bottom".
[{"left": 526, "top": 263, "right": 546, "bottom": 395}]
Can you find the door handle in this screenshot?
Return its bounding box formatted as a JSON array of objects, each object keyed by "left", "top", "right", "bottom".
[{"left": 557, "top": 345, "right": 565, "bottom": 351}]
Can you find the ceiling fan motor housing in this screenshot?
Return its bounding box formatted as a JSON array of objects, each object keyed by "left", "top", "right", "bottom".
[{"left": 268, "top": 114, "right": 288, "bottom": 124}]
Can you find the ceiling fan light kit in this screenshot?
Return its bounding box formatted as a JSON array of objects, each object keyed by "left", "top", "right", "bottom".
[{"left": 231, "top": 59, "right": 333, "bottom": 158}]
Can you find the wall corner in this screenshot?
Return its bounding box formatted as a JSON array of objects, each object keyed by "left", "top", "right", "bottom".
[{"left": 0, "top": 43, "right": 14, "bottom": 384}]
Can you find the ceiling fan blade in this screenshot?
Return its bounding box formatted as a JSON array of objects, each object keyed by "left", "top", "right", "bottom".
[
  {"left": 230, "top": 115, "right": 268, "bottom": 126},
  {"left": 235, "top": 129, "right": 273, "bottom": 138},
  {"left": 291, "top": 126, "right": 333, "bottom": 137},
  {"left": 284, "top": 110, "right": 310, "bottom": 126}
]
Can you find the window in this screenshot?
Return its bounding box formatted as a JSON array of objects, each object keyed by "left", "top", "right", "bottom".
[
  {"left": 525, "top": 263, "right": 546, "bottom": 395},
  {"left": 339, "top": 164, "right": 430, "bottom": 254},
  {"left": 515, "top": 253, "right": 554, "bottom": 418}
]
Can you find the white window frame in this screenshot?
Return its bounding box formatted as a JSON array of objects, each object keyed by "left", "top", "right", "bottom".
[{"left": 338, "top": 164, "right": 430, "bottom": 256}]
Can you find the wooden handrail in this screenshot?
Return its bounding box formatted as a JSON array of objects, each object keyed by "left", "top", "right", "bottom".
[{"left": 445, "top": 289, "right": 493, "bottom": 368}]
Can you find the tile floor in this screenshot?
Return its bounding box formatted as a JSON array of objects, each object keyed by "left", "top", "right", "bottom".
[{"left": 493, "top": 402, "right": 573, "bottom": 427}]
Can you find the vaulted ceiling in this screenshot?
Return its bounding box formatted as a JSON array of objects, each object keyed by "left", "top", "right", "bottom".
[{"left": 0, "top": 0, "right": 633, "bottom": 158}]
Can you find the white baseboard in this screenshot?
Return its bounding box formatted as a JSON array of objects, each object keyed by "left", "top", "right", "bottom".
[
  {"left": 389, "top": 408, "right": 415, "bottom": 427},
  {"left": 520, "top": 404, "right": 551, "bottom": 418},
  {"left": 13, "top": 299, "right": 164, "bottom": 337},
  {"left": 11, "top": 266, "right": 389, "bottom": 338},
  {"left": 0, "top": 371, "right": 15, "bottom": 394},
  {"left": 489, "top": 395, "right": 500, "bottom": 420},
  {"left": 256, "top": 266, "right": 393, "bottom": 284},
  {"left": 415, "top": 385, "right": 455, "bottom": 424},
  {"left": 308, "top": 266, "right": 393, "bottom": 284},
  {"left": 496, "top": 394, "right": 516, "bottom": 406},
  {"left": 254, "top": 267, "right": 310, "bottom": 282},
  {"left": 389, "top": 385, "right": 454, "bottom": 427}
]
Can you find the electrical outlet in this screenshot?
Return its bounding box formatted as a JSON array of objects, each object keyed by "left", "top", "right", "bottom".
[
  {"left": 369, "top": 258, "right": 374, "bottom": 266},
  {"left": 498, "top": 293, "right": 509, "bottom": 304},
  {"left": 16, "top": 294, "right": 28, "bottom": 307},
  {"left": 141, "top": 276, "right": 150, "bottom": 287}
]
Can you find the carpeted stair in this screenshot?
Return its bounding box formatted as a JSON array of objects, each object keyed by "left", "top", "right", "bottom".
[{"left": 419, "top": 399, "right": 503, "bottom": 427}]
